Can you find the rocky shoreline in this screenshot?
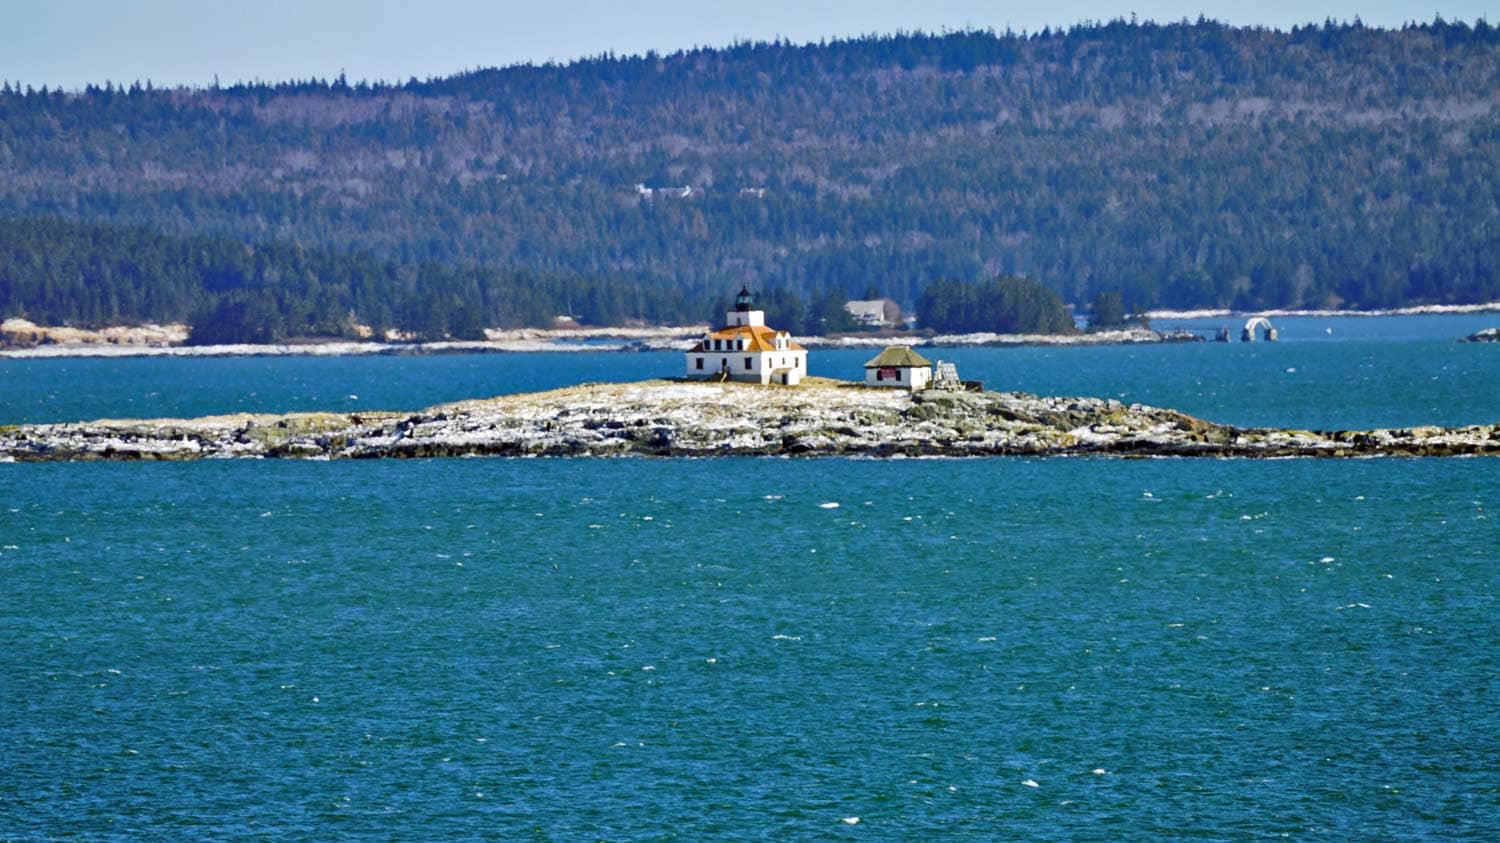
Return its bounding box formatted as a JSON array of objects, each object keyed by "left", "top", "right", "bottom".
[
  {"left": 3, "top": 379, "right": 1497, "bottom": 462},
  {"left": 0, "top": 318, "right": 189, "bottom": 350},
  {"left": 8, "top": 305, "right": 1500, "bottom": 358},
  {"left": 0, "top": 323, "right": 1204, "bottom": 358}
]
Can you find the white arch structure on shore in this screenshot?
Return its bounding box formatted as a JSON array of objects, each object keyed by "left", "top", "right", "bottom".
[{"left": 1242, "top": 316, "right": 1277, "bottom": 341}]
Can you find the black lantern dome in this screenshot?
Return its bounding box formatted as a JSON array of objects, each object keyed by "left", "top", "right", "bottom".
[{"left": 734, "top": 284, "right": 754, "bottom": 312}]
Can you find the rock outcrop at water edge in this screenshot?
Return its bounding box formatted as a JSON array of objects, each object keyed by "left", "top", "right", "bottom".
[{"left": 2, "top": 379, "right": 1497, "bottom": 462}]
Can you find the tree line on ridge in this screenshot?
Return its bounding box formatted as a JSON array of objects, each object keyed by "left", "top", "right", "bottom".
[{"left": 1, "top": 19, "right": 1497, "bottom": 335}]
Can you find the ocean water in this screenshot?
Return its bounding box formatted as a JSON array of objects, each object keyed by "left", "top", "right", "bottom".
[
  {"left": 3, "top": 314, "right": 1499, "bottom": 429},
  {"left": 2, "top": 314, "right": 1499, "bottom": 838},
  {"left": 4, "top": 459, "right": 1497, "bottom": 838}
]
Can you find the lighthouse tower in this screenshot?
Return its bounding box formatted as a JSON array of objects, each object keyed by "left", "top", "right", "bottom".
[{"left": 684, "top": 285, "right": 808, "bottom": 385}]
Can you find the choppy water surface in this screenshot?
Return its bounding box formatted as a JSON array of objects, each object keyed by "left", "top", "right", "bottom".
[
  {"left": 2, "top": 314, "right": 1499, "bottom": 837},
  {"left": 3, "top": 459, "right": 1497, "bottom": 838}
]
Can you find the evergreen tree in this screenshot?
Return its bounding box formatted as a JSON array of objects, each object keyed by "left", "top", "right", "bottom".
[
  {"left": 2, "top": 22, "right": 1498, "bottom": 317},
  {"left": 1088, "top": 291, "right": 1127, "bottom": 329}
]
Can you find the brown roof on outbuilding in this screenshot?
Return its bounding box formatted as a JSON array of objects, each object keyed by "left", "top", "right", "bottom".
[{"left": 863, "top": 346, "right": 933, "bottom": 368}]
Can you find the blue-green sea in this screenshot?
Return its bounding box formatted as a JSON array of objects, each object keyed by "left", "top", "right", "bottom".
[{"left": 3, "top": 315, "right": 1498, "bottom": 838}]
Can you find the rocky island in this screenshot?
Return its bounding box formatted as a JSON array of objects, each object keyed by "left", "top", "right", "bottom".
[{"left": 3, "top": 379, "right": 1497, "bottom": 462}]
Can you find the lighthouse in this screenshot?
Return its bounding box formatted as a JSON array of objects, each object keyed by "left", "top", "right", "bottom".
[{"left": 684, "top": 285, "right": 808, "bottom": 385}]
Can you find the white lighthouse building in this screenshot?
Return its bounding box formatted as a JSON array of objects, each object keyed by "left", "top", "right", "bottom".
[{"left": 685, "top": 285, "right": 808, "bottom": 385}]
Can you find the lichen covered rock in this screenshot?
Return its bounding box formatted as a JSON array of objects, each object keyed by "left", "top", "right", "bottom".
[{"left": 2, "top": 379, "right": 1497, "bottom": 462}]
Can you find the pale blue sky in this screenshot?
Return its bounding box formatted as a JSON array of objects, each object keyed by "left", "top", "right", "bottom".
[{"left": 6, "top": 1, "right": 1495, "bottom": 90}]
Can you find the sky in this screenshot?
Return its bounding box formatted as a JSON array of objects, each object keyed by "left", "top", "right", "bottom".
[{"left": 5, "top": 1, "right": 1496, "bottom": 90}]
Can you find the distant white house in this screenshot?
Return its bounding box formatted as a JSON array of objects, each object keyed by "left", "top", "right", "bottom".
[
  {"left": 636, "top": 183, "right": 701, "bottom": 199},
  {"left": 864, "top": 346, "right": 932, "bottom": 391},
  {"left": 844, "top": 298, "right": 901, "bottom": 328},
  {"left": 685, "top": 286, "right": 808, "bottom": 385}
]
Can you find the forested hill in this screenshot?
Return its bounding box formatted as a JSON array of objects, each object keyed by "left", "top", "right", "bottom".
[
  {"left": 3, "top": 19, "right": 1499, "bottom": 322},
  {"left": 0, "top": 218, "right": 696, "bottom": 341}
]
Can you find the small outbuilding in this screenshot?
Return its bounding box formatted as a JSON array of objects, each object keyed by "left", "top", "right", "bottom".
[{"left": 864, "top": 346, "right": 933, "bottom": 391}]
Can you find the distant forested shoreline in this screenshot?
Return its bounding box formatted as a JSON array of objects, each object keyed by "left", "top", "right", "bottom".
[
  {"left": 0, "top": 218, "right": 698, "bottom": 342},
  {"left": 2, "top": 19, "right": 1498, "bottom": 337}
]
